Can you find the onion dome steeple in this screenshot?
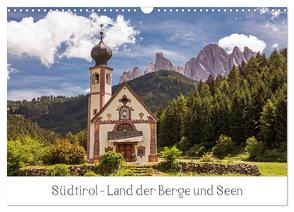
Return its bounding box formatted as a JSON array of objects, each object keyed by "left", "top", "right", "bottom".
[{"left": 91, "top": 24, "right": 112, "bottom": 66}]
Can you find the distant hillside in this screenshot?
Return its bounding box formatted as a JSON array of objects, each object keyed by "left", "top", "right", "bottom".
[
  {"left": 8, "top": 95, "right": 88, "bottom": 135},
  {"left": 8, "top": 70, "right": 197, "bottom": 135},
  {"left": 8, "top": 114, "right": 60, "bottom": 143}
]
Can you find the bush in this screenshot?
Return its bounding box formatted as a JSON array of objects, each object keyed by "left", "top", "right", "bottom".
[
  {"left": 99, "top": 151, "right": 124, "bottom": 176},
  {"left": 160, "top": 146, "right": 182, "bottom": 163},
  {"left": 212, "top": 134, "right": 236, "bottom": 159},
  {"left": 84, "top": 171, "right": 98, "bottom": 176},
  {"left": 199, "top": 152, "right": 216, "bottom": 162},
  {"left": 256, "top": 149, "right": 287, "bottom": 162},
  {"left": 47, "top": 164, "right": 70, "bottom": 176},
  {"left": 158, "top": 146, "right": 182, "bottom": 172},
  {"left": 176, "top": 136, "right": 191, "bottom": 152},
  {"left": 157, "top": 160, "right": 181, "bottom": 172},
  {"left": 224, "top": 152, "right": 249, "bottom": 161},
  {"left": 43, "top": 139, "right": 86, "bottom": 165},
  {"left": 7, "top": 136, "right": 45, "bottom": 176},
  {"left": 186, "top": 143, "right": 207, "bottom": 157},
  {"left": 245, "top": 136, "right": 264, "bottom": 160}
]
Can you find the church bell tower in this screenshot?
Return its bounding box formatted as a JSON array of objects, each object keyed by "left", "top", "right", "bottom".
[{"left": 88, "top": 24, "right": 113, "bottom": 120}]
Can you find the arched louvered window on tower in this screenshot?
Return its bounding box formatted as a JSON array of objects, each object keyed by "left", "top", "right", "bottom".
[
  {"left": 92, "top": 73, "right": 99, "bottom": 84},
  {"left": 106, "top": 73, "right": 111, "bottom": 85}
]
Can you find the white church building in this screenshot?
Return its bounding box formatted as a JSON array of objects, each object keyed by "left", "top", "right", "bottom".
[{"left": 87, "top": 30, "right": 158, "bottom": 163}]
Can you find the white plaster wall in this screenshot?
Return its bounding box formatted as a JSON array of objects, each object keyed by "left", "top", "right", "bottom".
[
  {"left": 90, "top": 94, "right": 100, "bottom": 119},
  {"left": 104, "top": 93, "right": 111, "bottom": 105},
  {"left": 91, "top": 83, "right": 100, "bottom": 93},
  {"left": 134, "top": 123, "right": 150, "bottom": 163},
  {"left": 105, "top": 85, "right": 112, "bottom": 95},
  {"left": 105, "top": 69, "right": 112, "bottom": 95},
  {"left": 99, "top": 124, "right": 116, "bottom": 156},
  {"left": 89, "top": 123, "right": 95, "bottom": 159}
]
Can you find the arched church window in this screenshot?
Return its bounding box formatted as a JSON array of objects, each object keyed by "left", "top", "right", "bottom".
[
  {"left": 120, "top": 107, "right": 130, "bottom": 120},
  {"left": 92, "top": 73, "right": 99, "bottom": 84},
  {"left": 106, "top": 73, "right": 111, "bottom": 85},
  {"left": 117, "top": 123, "right": 133, "bottom": 132}
]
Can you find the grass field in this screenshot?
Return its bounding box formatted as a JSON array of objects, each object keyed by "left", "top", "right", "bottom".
[
  {"left": 247, "top": 162, "right": 287, "bottom": 176},
  {"left": 176, "top": 158, "right": 287, "bottom": 176}
]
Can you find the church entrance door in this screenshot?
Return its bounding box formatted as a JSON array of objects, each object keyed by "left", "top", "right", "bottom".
[{"left": 116, "top": 143, "right": 135, "bottom": 162}]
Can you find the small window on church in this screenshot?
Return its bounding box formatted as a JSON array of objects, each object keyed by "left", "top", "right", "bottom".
[
  {"left": 137, "top": 146, "right": 146, "bottom": 158},
  {"left": 93, "top": 109, "right": 97, "bottom": 115},
  {"left": 106, "top": 73, "right": 111, "bottom": 85},
  {"left": 120, "top": 107, "right": 130, "bottom": 120},
  {"left": 92, "top": 73, "right": 99, "bottom": 84}
]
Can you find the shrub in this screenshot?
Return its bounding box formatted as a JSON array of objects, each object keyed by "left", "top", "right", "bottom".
[
  {"left": 43, "top": 139, "right": 86, "bottom": 165},
  {"left": 245, "top": 136, "right": 264, "bottom": 160},
  {"left": 199, "top": 152, "right": 216, "bottom": 162},
  {"left": 176, "top": 136, "right": 191, "bottom": 152},
  {"left": 158, "top": 146, "right": 182, "bottom": 172},
  {"left": 212, "top": 134, "right": 236, "bottom": 159},
  {"left": 84, "top": 171, "right": 98, "bottom": 176},
  {"left": 99, "top": 151, "right": 124, "bottom": 176},
  {"left": 186, "top": 143, "right": 207, "bottom": 157},
  {"left": 160, "top": 146, "right": 182, "bottom": 164},
  {"left": 256, "top": 149, "right": 287, "bottom": 162},
  {"left": 224, "top": 152, "right": 249, "bottom": 161},
  {"left": 7, "top": 136, "right": 45, "bottom": 176},
  {"left": 157, "top": 160, "right": 181, "bottom": 172},
  {"left": 47, "top": 164, "right": 70, "bottom": 176},
  {"left": 65, "top": 130, "right": 87, "bottom": 151}
]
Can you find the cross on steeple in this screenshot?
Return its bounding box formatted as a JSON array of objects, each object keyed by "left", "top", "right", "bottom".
[{"left": 99, "top": 24, "right": 104, "bottom": 41}]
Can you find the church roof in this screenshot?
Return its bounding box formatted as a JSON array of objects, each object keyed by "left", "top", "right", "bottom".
[{"left": 91, "top": 82, "right": 158, "bottom": 123}]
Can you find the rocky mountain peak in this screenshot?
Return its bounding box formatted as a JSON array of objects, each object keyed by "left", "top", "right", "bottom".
[
  {"left": 229, "top": 46, "right": 246, "bottom": 67},
  {"left": 232, "top": 46, "right": 242, "bottom": 54},
  {"left": 243, "top": 46, "right": 257, "bottom": 61},
  {"left": 155, "top": 52, "right": 176, "bottom": 72},
  {"left": 119, "top": 44, "right": 257, "bottom": 83},
  {"left": 119, "top": 66, "right": 142, "bottom": 83},
  {"left": 144, "top": 63, "right": 155, "bottom": 74}
]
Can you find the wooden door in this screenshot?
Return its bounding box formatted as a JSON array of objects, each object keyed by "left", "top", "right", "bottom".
[{"left": 116, "top": 143, "right": 134, "bottom": 162}]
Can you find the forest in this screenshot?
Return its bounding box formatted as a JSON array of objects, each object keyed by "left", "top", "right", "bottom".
[{"left": 158, "top": 49, "right": 287, "bottom": 162}]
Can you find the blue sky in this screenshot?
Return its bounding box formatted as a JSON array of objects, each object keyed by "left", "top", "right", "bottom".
[{"left": 7, "top": 7, "right": 287, "bottom": 100}]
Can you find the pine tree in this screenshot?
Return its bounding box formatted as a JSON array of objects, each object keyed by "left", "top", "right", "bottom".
[
  {"left": 260, "top": 98, "right": 276, "bottom": 148},
  {"left": 158, "top": 95, "right": 187, "bottom": 147}
]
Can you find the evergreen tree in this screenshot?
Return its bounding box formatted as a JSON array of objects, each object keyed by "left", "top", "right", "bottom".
[{"left": 158, "top": 95, "right": 187, "bottom": 147}]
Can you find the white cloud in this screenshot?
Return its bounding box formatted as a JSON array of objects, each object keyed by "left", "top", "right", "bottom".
[
  {"left": 264, "top": 22, "right": 279, "bottom": 32},
  {"left": 218, "top": 33, "right": 267, "bottom": 53},
  {"left": 7, "top": 64, "right": 18, "bottom": 80},
  {"left": 271, "top": 10, "right": 281, "bottom": 20},
  {"left": 259, "top": 7, "right": 269, "bottom": 15},
  {"left": 8, "top": 11, "right": 138, "bottom": 67},
  {"left": 271, "top": 43, "right": 279, "bottom": 49},
  {"left": 259, "top": 7, "right": 283, "bottom": 20}
]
